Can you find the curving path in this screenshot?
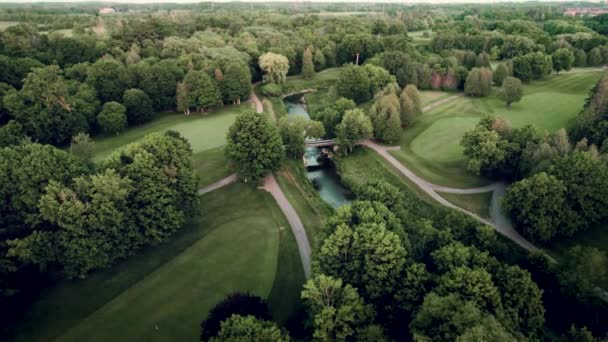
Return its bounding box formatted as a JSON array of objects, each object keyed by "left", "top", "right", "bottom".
[
  {"left": 360, "top": 140, "right": 538, "bottom": 251},
  {"left": 198, "top": 174, "right": 237, "bottom": 195},
  {"left": 252, "top": 88, "right": 312, "bottom": 278}
]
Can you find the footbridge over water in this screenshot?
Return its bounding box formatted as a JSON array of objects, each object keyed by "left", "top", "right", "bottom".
[{"left": 304, "top": 139, "right": 335, "bottom": 148}]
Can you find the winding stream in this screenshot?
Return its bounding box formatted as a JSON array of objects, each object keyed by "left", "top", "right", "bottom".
[{"left": 284, "top": 99, "right": 352, "bottom": 208}]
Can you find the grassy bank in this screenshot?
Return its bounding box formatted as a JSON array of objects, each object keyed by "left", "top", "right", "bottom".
[{"left": 438, "top": 191, "right": 493, "bottom": 220}]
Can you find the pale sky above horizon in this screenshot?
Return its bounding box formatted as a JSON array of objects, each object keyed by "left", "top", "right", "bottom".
[{"left": 0, "top": 0, "right": 599, "bottom": 3}]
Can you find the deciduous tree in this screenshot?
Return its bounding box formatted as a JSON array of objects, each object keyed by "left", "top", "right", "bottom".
[
  {"left": 499, "top": 76, "right": 523, "bottom": 108},
  {"left": 225, "top": 111, "right": 284, "bottom": 182},
  {"left": 97, "top": 102, "right": 127, "bottom": 135}
]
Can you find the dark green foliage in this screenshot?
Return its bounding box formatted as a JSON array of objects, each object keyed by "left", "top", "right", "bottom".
[
  {"left": 512, "top": 52, "right": 552, "bottom": 82},
  {"left": 316, "top": 97, "right": 356, "bottom": 138},
  {"left": 87, "top": 58, "right": 127, "bottom": 103},
  {"left": 504, "top": 172, "right": 570, "bottom": 242},
  {"left": 200, "top": 293, "right": 271, "bottom": 341},
  {"left": 557, "top": 246, "right": 608, "bottom": 299},
  {"left": 184, "top": 70, "right": 221, "bottom": 112},
  {"left": 141, "top": 60, "right": 183, "bottom": 110},
  {"left": 336, "top": 64, "right": 372, "bottom": 103},
  {"left": 0, "top": 120, "right": 25, "bottom": 147},
  {"left": 493, "top": 62, "right": 510, "bottom": 85},
  {"left": 122, "top": 88, "right": 154, "bottom": 125},
  {"left": 225, "top": 111, "right": 284, "bottom": 182},
  {"left": 97, "top": 102, "right": 127, "bottom": 135},
  {"left": 573, "top": 76, "right": 608, "bottom": 151},
  {"left": 210, "top": 315, "right": 290, "bottom": 342},
  {"left": 552, "top": 48, "right": 575, "bottom": 73},
  {"left": 4, "top": 65, "right": 98, "bottom": 145},
  {"left": 220, "top": 62, "right": 252, "bottom": 104}
]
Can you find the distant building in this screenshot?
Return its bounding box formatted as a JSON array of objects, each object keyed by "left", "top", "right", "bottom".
[
  {"left": 564, "top": 7, "right": 608, "bottom": 16},
  {"left": 99, "top": 7, "right": 117, "bottom": 15}
]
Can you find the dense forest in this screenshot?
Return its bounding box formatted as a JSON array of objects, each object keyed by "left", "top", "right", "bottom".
[{"left": 1, "top": 1, "right": 608, "bottom": 341}]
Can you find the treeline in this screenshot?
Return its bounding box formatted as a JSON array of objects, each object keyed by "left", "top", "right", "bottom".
[{"left": 0, "top": 132, "right": 198, "bottom": 329}]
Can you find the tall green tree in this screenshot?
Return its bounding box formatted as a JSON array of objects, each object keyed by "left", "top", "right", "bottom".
[
  {"left": 552, "top": 48, "right": 575, "bottom": 73},
  {"left": 278, "top": 116, "right": 324, "bottom": 158},
  {"left": 464, "top": 67, "right": 493, "bottom": 97},
  {"left": 336, "top": 64, "right": 372, "bottom": 103},
  {"left": 87, "top": 58, "right": 127, "bottom": 103},
  {"left": 225, "top": 111, "right": 284, "bottom": 182},
  {"left": 493, "top": 62, "right": 510, "bottom": 85},
  {"left": 302, "top": 47, "right": 315, "bottom": 79},
  {"left": 369, "top": 93, "right": 402, "bottom": 144},
  {"left": 336, "top": 109, "right": 373, "bottom": 154},
  {"left": 301, "top": 275, "right": 374, "bottom": 341},
  {"left": 259, "top": 52, "right": 289, "bottom": 84},
  {"left": 221, "top": 62, "right": 252, "bottom": 104},
  {"left": 503, "top": 172, "right": 570, "bottom": 242},
  {"left": 97, "top": 102, "right": 127, "bottom": 135},
  {"left": 122, "top": 88, "right": 154, "bottom": 125},
  {"left": 499, "top": 77, "right": 523, "bottom": 108},
  {"left": 184, "top": 70, "right": 221, "bottom": 112}
]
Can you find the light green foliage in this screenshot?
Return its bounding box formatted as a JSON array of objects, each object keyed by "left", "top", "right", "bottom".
[
  {"left": 336, "top": 109, "right": 373, "bottom": 154},
  {"left": 552, "top": 48, "right": 575, "bottom": 73},
  {"left": 435, "top": 266, "right": 501, "bottom": 311},
  {"left": 369, "top": 93, "right": 402, "bottom": 143},
  {"left": 431, "top": 242, "right": 492, "bottom": 274},
  {"left": 503, "top": 172, "right": 569, "bottom": 242},
  {"left": 557, "top": 245, "right": 608, "bottom": 298},
  {"left": 225, "top": 111, "right": 284, "bottom": 182},
  {"left": 410, "top": 293, "right": 484, "bottom": 342},
  {"left": 278, "top": 116, "right": 325, "bottom": 158},
  {"left": 461, "top": 123, "right": 505, "bottom": 175},
  {"left": 301, "top": 275, "right": 374, "bottom": 341},
  {"left": 210, "top": 315, "right": 290, "bottom": 342},
  {"left": 493, "top": 62, "right": 510, "bottom": 85},
  {"left": 464, "top": 67, "right": 493, "bottom": 97},
  {"left": 97, "top": 101, "right": 127, "bottom": 135},
  {"left": 176, "top": 81, "right": 189, "bottom": 114},
  {"left": 259, "top": 52, "right": 289, "bottom": 84},
  {"left": 499, "top": 76, "right": 523, "bottom": 107},
  {"left": 456, "top": 316, "right": 516, "bottom": 342},
  {"left": 122, "top": 88, "right": 153, "bottom": 125},
  {"left": 302, "top": 47, "right": 315, "bottom": 79},
  {"left": 513, "top": 52, "right": 552, "bottom": 82},
  {"left": 70, "top": 132, "right": 95, "bottom": 161},
  {"left": 184, "top": 70, "right": 221, "bottom": 112}
]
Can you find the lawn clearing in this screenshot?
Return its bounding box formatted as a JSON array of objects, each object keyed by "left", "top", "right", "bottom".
[
  {"left": 391, "top": 69, "right": 605, "bottom": 188},
  {"left": 12, "top": 182, "right": 303, "bottom": 342},
  {"left": 192, "top": 147, "right": 233, "bottom": 187},
  {"left": 438, "top": 191, "right": 493, "bottom": 220},
  {"left": 91, "top": 105, "right": 246, "bottom": 162}
]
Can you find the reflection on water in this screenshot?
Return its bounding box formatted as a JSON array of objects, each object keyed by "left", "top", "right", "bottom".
[{"left": 285, "top": 99, "right": 352, "bottom": 209}]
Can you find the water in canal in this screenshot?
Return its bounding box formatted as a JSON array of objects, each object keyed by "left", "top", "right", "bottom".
[{"left": 284, "top": 99, "right": 352, "bottom": 208}]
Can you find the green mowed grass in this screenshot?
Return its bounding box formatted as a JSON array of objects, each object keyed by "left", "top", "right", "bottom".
[
  {"left": 91, "top": 105, "right": 247, "bottom": 162},
  {"left": 420, "top": 90, "right": 453, "bottom": 107},
  {"left": 392, "top": 70, "right": 605, "bottom": 188},
  {"left": 438, "top": 191, "right": 493, "bottom": 220},
  {"left": 13, "top": 182, "right": 304, "bottom": 342},
  {"left": 192, "top": 147, "right": 233, "bottom": 187}
]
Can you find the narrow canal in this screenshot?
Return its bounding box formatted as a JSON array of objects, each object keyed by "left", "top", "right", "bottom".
[{"left": 284, "top": 97, "right": 352, "bottom": 208}]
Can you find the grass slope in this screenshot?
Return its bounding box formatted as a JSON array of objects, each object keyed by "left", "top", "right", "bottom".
[
  {"left": 438, "top": 191, "right": 493, "bottom": 220},
  {"left": 392, "top": 70, "right": 605, "bottom": 188},
  {"left": 192, "top": 147, "right": 233, "bottom": 187},
  {"left": 91, "top": 105, "right": 247, "bottom": 162},
  {"left": 13, "top": 182, "right": 303, "bottom": 342},
  {"left": 275, "top": 160, "right": 333, "bottom": 248}
]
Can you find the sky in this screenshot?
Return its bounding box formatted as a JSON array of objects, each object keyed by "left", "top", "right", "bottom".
[{"left": 0, "top": 0, "right": 600, "bottom": 3}]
